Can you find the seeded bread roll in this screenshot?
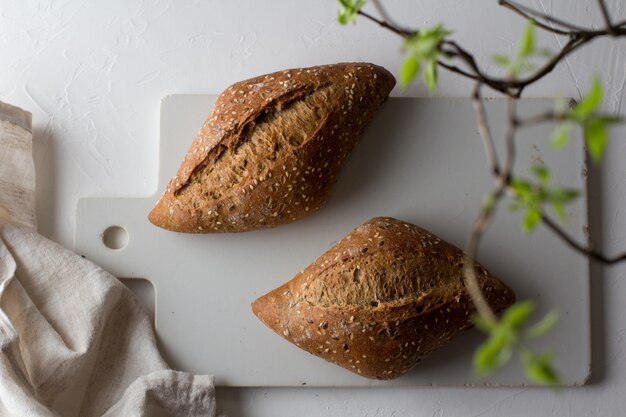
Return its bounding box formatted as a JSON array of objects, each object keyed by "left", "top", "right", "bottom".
[
  {"left": 148, "top": 63, "right": 395, "bottom": 233},
  {"left": 252, "top": 217, "right": 515, "bottom": 380}
]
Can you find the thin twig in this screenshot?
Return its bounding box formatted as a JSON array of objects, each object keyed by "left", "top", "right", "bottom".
[
  {"left": 444, "top": 34, "right": 593, "bottom": 97},
  {"left": 614, "top": 19, "right": 626, "bottom": 28},
  {"left": 498, "top": 0, "right": 572, "bottom": 36},
  {"left": 597, "top": 0, "right": 616, "bottom": 35},
  {"left": 472, "top": 83, "right": 501, "bottom": 176},
  {"left": 464, "top": 91, "right": 519, "bottom": 321},
  {"left": 512, "top": 35, "right": 592, "bottom": 92},
  {"left": 370, "top": 0, "right": 414, "bottom": 37},
  {"left": 354, "top": 0, "right": 626, "bottom": 323},
  {"left": 499, "top": 1, "right": 626, "bottom": 37},
  {"left": 438, "top": 60, "right": 480, "bottom": 81},
  {"left": 357, "top": 9, "right": 413, "bottom": 37},
  {"left": 442, "top": 40, "right": 514, "bottom": 93},
  {"left": 442, "top": 41, "right": 488, "bottom": 80},
  {"left": 502, "top": 96, "right": 517, "bottom": 181},
  {"left": 515, "top": 111, "right": 561, "bottom": 126},
  {"left": 516, "top": 111, "right": 623, "bottom": 127},
  {"left": 360, "top": 1, "right": 616, "bottom": 97},
  {"left": 499, "top": 0, "right": 588, "bottom": 32},
  {"left": 464, "top": 188, "right": 505, "bottom": 322},
  {"left": 542, "top": 214, "right": 626, "bottom": 264}
]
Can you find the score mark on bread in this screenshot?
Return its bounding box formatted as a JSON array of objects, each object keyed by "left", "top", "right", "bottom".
[
  {"left": 251, "top": 217, "right": 515, "bottom": 380},
  {"left": 149, "top": 63, "right": 395, "bottom": 233}
]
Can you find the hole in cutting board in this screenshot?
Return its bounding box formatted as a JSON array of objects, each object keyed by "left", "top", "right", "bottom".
[
  {"left": 102, "top": 225, "right": 129, "bottom": 250},
  {"left": 120, "top": 278, "right": 156, "bottom": 326}
]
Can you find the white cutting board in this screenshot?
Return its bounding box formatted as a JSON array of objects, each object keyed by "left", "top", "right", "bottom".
[{"left": 75, "top": 96, "right": 590, "bottom": 387}]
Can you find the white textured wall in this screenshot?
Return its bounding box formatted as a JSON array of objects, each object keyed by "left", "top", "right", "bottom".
[{"left": 2, "top": 0, "right": 625, "bottom": 415}]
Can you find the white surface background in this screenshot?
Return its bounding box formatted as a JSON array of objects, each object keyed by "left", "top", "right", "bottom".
[
  {"left": 1, "top": 0, "right": 625, "bottom": 415},
  {"left": 76, "top": 96, "right": 592, "bottom": 387}
]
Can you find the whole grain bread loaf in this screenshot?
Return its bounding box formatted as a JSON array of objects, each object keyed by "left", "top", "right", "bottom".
[
  {"left": 148, "top": 63, "right": 395, "bottom": 233},
  {"left": 252, "top": 217, "right": 515, "bottom": 380}
]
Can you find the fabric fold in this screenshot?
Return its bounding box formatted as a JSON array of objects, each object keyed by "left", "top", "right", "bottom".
[
  {"left": 0, "top": 102, "right": 216, "bottom": 416},
  {"left": 0, "top": 101, "right": 36, "bottom": 231}
]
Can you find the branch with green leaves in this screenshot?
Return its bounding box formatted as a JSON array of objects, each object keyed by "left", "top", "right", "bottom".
[
  {"left": 337, "top": 0, "right": 626, "bottom": 386},
  {"left": 474, "top": 301, "right": 560, "bottom": 385},
  {"left": 340, "top": 0, "right": 626, "bottom": 97}
]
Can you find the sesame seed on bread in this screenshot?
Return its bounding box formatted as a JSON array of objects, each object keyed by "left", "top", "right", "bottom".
[
  {"left": 148, "top": 63, "right": 395, "bottom": 233},
  {"left": 252, "top": 217, "right": 515, "bottom": 380}
]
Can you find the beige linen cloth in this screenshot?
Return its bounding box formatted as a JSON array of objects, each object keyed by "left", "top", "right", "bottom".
[{"left": 0, "top": 101, "right": 217, "bottom": 416}]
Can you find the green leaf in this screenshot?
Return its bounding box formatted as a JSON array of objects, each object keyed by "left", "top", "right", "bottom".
[
  {"left": 518, "top": 22, "right": 536, "bottom": 57},
  {"left": 474, "top": 340, "right": 498, "bottom": 375},
  {"left": 337, "top": 10, "right": 349, "bottom": 25},
  {"left": 508, "top": 200, "right": 525, "bottom": 212},
  {"left": 551, "top": 123, "right": 571, "bottom": 149},
  {"left": 511, "top": 178, "right": 532, "bottom": 199},
  {"left": 523, "top": 207, "right": 542, "bottom": 233},
  {"left": 548, "top": 187, "right": 580, "bottom": 204},
  {"left": 400, "top": 24, "right": 450, "bottom": 89},
  {"left": 531, "top": 165, "right": 550, "bottom": 184},
  {"left": 526, "top": 310, "right": 560, "bottom": 339},
  {"left": 400, "top": 56, "right": 420, "bottom": 86},
  {"left": 417, "top": 24, "right": 451, "bottom": 43},
  {"left": 414, "top": 37, "right": 441, "bottom": 58},
  {"left": 491, "top": 54, "right": 510, "bottom": 67},
  {"left": 474, "top": 337, "right": 513, "bottom": 376},
  {"left": 404, "top": 24, "right": 450, "bottom": 60},
  {"left": 494, "top": 22, "right": 548, "bottom": 78},
  {"left": 526, "top": 361, "right": 559, "bottom": 386},
  {"left": 482, "top": 191, "right": 497, "bottom": 211},
  {"left": 552, "top": 201, "right": 567, "bottom": 222},
  {"left": 597, "top": 115, "right": 623, "bottom": 125},
  {"left": 519, "top": 61, "right": 536, "bottom": 73},
  {"left": 336, "top": 0, "right": 365, "bottom": 25},
  {"left": 507, "top": 59, "right": 522, "bottom": 78},
  {"left": 572, "top": 77, "right": 603, "bottom": 120},
  {"left": 502, "top": 301, "right": 535, "bottom": 328},
  {"left": 424, "top": 60, "right": 438, "bottom": 92},
  {"left": 521, "top": 350, "right": 560, "bottom": 386},
  {"left": 584, "top": 117, "right": 608, "bottom": 162}
]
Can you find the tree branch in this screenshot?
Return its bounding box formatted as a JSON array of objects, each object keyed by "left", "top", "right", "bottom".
[
  {"left": 444, "top": 34, "right": 596, "bottom": 97},
  {"left": 514, "top": 111, "right": 562, "bottom": 126},
  {"left": 438, "top": 60, "right": 480, "bottom": 81},
  {"left": 464, "top": 90, "right": 519, "bottom": 322},
  {"left": 355, "top": 0, "right": 621, "bottom": 97},
  {"left": 499, "top": 0, "right": 588, "bottom": 32},
  {"left": 343, "top": 0, "right": 626, "bottom": 384},
  {"left": 511, "top": 35, "right": 592, "bottom": 91},
  {"left": 597, "top": 0, "right": 616, "bottom": 35},
  {"left": 614, "top": 19, "right": 626, "bottom": 28},
  {"left": 357, "top": 9, "right": 413, "bottom": 38},
  {"left": 370, "top": 0, "right": 413, "bottom": 37},
  {"left": 350, "top": 0, "right": 626, "bottom": 325},
  {"left": 542, "top": 214, "right": 626, "bottom": 264},
  {"left": 464, "top": 187, "right": 505, "bottom": 322},
  {"left": 502, "top": 96, "right": 517, "bottom": 181},
  {"left": 516, "top": 110, "right": 623, "bottom": 127},
  {"left": 442, "top": 40, "right": 515, "bottom": 94},
  {"left": 472, "top": 83, "right": 501, "bottom": 176},
  {"left": 498, "top": 0, "right": 573, "bottom": 36}
]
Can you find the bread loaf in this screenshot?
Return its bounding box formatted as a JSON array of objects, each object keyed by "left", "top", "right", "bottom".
[
  {"left": 252, "top": 217, "right": 515, "bottom": 380},
  {"left": 148, "top": 63, "right": 395, "bottom": 233}
]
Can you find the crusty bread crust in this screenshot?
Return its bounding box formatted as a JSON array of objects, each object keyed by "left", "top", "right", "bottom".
[
  {"left": 149, "top": 63, "right": 395, "bottom": 232},
  {"left": 252, "top": 217, "right": 515, "bottom": 380}
]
